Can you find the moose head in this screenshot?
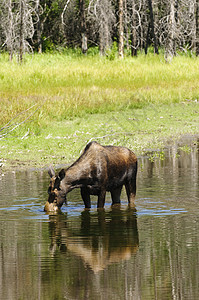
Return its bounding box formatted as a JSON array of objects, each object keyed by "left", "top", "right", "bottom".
[{"left": 44, "top": 166, "right": 66, "bottom": 212}]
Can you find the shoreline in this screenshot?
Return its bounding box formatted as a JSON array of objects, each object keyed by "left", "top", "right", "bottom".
[{"left": 1, "top": 102, "right": 199, "bottom": 172}]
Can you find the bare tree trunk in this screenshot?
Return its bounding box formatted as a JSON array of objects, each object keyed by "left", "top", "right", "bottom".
[
  {"left": 1, "top": 0, "right": 34, "bottom": 61},
  {"left": 79, "top": 0, "right": 87, "bottom": 54},
  {"left": 99, "top": 21, "right": 109, "bottom": 55},
  {"left": 124, "top": 0, "right": 129, "bottom": 51},
  {"left": 118, "top": 0, "right": 124, "bottom": 58},
  {"left": 37, "top": 23, "right": 42, "bottom": 54},
  {"left": 170, "top": 0, "right": 176, "bottom": 56},
  {"left": 8, "top": 0, "right": 13, "bottom": 61},
  {"left": 89, "top": 0, "right": 115, "bottom": 56},
  {"left": 131, "top": 0, "right": 137, "bottom": 57},
  {"left": 145, "top": 25, "right": 150, "bottom": 55},
  {"left": 196, "top": 0, "right": 199, "bottom": 56},
  {"left": 98, "top": 0, "right": 111, "bottom": 55},
  {"left": 36, "top": 0, "right": 42, "bottom": 53},
  {"left": 19, "top": 0, "right": 24, "bottom": 63},
  {"left": 164, "top": 0, "right": 176, "bottom": 61},
  {"left": 148, "top": 0, "right": 159, "bottom": 54}
]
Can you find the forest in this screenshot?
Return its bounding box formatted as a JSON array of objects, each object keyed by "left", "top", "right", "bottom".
[{"left": 0, "top": 0, "right": 199, "bottom": 61}]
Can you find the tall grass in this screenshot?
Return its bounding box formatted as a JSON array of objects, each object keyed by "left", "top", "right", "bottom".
[{"left": 0, "top": 51, "right": 199, "bottom": 128}]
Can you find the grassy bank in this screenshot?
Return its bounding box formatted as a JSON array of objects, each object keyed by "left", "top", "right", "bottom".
[
  {"left": 0, "top": 102, "right": 199, "bottom": 169},
  {"left": 1, "top": 52, "right": 199, "bottom": 124},
  {"left": 0, "top": 52, "right": 199, "bottom": 169}
]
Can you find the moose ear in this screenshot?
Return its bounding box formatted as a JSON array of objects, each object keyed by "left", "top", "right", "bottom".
[
  {"left": 48, "top": 166, "right": 55, "bottom": 178},
  {"left": 59, "top": 169, "right": 65, "bottom": 181}
]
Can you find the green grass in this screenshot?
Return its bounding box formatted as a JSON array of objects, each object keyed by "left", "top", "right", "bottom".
[
  {"left": 0, "top": 52, "right": 199, "bottom": 169},
  {"left": 0, "top": 52, "right": 199, "bottom": 124},
  {"left": 0, "top": 102, "right": 199, "bottom": 169}
]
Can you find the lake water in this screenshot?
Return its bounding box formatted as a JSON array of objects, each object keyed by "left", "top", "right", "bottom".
[{"left": 0, "top": 135, "right": 199, "bottom": 300}]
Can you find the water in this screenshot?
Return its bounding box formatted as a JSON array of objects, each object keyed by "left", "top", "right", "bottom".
[{"left": 0, "top": 136, "right": 199, "bottom": 300}]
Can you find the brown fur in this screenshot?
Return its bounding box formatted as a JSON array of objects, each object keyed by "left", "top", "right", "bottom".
[{"left": 46, "top": 141, "right": 137, "bottom": 211}]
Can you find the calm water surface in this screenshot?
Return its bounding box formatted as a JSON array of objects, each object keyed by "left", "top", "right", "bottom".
[{"left": 0, "top": 136, "right": 199, "bottom": 300}]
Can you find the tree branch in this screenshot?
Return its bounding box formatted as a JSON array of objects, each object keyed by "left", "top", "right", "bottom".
[{"left": 61, "top": 0, "right": 71, "bottom": 26}]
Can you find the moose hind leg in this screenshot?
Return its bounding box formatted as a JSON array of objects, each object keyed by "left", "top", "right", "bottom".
[
  {"left": 81, "top": 187, "right": 91, "bottom": 208},
  {"left": 97, "top": 189, "right": 106, "bottom": 208},
  {"left": 125, "top": 180, "right": 136, "bottom": 206},
  {"left": 111, "top": 186, "right": 122, "bottom": 205}
]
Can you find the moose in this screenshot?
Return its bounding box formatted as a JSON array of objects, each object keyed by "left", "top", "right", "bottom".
[{"left": 45, "top": 141, "right": 137, "bottom": 212}]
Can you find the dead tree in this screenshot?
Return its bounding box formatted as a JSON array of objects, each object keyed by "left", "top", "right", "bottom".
[
  {"left": 1, "top": 0, "right": 199, "bottom": 57},
  {"left": 131, "top": 0, "right": 138, "bottom": 56},
  {"left": 35, "top": 0, "right": 42, "bottom": 53},
  {"left": 19, "top": 0, "right": 24, "bottom": 63},
  {"left": 123, "top": 0, "right": 130, "bottom": 51},
  {"left": 1, "top": 0, "right": 35, "bottom": 61},
  {"left": 79, "top": 0, "right": 88, "bottom": 54},
  {"left": 88, "top": 0, "right": 115, "bottom": 55},
  {"left": 128, "top": 0, "right": 141, "bottom": 56},
  {"left": 196, "top": 0, "right": 199, "bottom": 55},
  {"left": 1, "top": 0, "right": 14, "bottom": 60},
  {"left": 118, "top": 0, "right": 124, "bottom": 58}
]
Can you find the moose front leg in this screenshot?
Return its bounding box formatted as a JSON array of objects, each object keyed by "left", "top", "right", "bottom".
[
  {"left": 97, "top": 189, "right": 106, "bottom": 208},
  {"left": 81, "top": 187, "right": 91, "bottom": 208}
]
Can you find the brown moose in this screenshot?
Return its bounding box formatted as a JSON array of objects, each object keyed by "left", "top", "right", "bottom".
[{"left": 45, "top": 141, "right": 137, "bottom": 212}]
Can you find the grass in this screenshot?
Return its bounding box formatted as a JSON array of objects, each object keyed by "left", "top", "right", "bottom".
[
  {"left": 0, "top": 52, "right": 199, "bottom": 123},
  {"left": 0, "top": 102, "right": 199, "bottom": 169},
  {"left": 0, "top": 52, "right": 199, "bottom": 169}
]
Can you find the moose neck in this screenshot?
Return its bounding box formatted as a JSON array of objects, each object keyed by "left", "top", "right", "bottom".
[{"left": 63, "top": 162, "right": 90, "bottom": 192}]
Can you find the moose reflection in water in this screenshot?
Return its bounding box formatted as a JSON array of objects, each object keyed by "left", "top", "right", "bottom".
[{"left": 48, "top": 206, "right": 139, "bottom": 273}]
